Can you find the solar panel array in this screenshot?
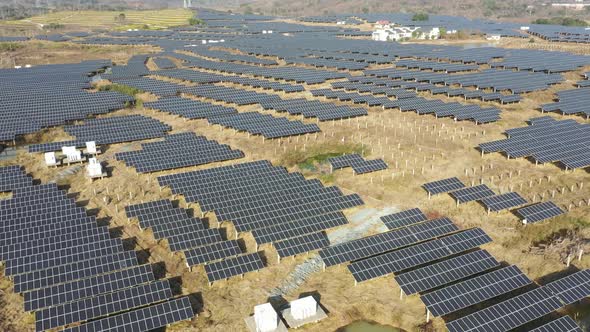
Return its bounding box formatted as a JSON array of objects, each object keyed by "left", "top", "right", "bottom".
[
  {"left": 446, "top": 269, "right": 590, "bottom": 332},
  {"left": 125, "top": 199, "right": 241, "bottom": 268},
  {"left": 422, "top": 265, "right": 532, "bottom": 317},
  {"left": 115, "top": 132, "right": 244, "bottom": 173},
  {"left": 0, "top": 170, "right": 193, "bottom": 330},
  {"left": 380, "top": 208, "right": 428, "bottom": 230},
  {"left": 480, "top": 192, "right": 528, "bottom": 212},
  {"left": 207, "top": 112, "right": 321, "bottom": 139},
  {"left": 319, "top": 217, "right": 459, "bottom": 267},
  {"left": 0, "top": 166, "right": 33, "bottom": 192},
  {"left": 328, "top": 153, "right": 388, "bottom": 175},
  {"left": 347, "top": 228, "right": 493, "bottom": 282},
  {"left": 514, "top": 201, "right": 566, "bottom": 224},
  {"left": 449, "top": 184, "right": 495, "bottom": 204},
  {"left": 423, "top": 177, "right": 466, "bottom": 196},
  {"left": 395, "top": 249, "right": 500, "bottom": 295},
  {"left": 144, "top": 96, "right": 238, "bottom": 119},
  {"left": 157, "top": 161, "right": 361, "bottom": 262},
  {"left": 530, "top": 316, "right": 583, "bottom": 332},
  {"left": 479, "top": 117, "right": 590, "bottom": 170},
  {"left": 28, "top": 115, "right": 171, "bottom": 153},
  {"left": 0, "top": 60, "right": 134, "bottom": 142},
  {"left": 542, "top": 87, "right": 590, "bottom": 119}
]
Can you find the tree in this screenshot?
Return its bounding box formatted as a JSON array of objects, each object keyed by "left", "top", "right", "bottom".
[
  {"left": 188, "top": 17, "right": 205, "bottom": 26},
  {"left": 115, "top": 13, "right": 125, "bottom": 23},
  {"left": 439, "top": 27, "right": 447, "bottom": 38},
  {"left": 412, "top": 13, "right": 429, "bottom": 21},
  {"left": 362, "top": 7, "right": 369, "bottom": 14}
]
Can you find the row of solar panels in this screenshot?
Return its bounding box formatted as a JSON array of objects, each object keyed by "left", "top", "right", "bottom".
[
  {"left": 0, "top": 166, "right": 194, "bottom": 331},
  {"left": 115, "top": 132, "right": 244, "bottom": 173},
  {"left": 158, "top": 160, "right": 364, "bottom": 234},
  {"left": 423, "top": 177, "right": 566, "bottom": 223},
  {"left": 542, "top": 87, "right": 590, "bottom": 119},
  {"left": 28, "top": 115, "right": 171, "bottom": 153},
  {"left": 479, "top": 117, "right": 590, "bottom": 171},
  {"left": 328, "top": 153, "right": 389, "bottom": 175}
]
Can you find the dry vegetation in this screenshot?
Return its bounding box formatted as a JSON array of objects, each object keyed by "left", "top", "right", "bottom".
[{"left": 1, "top": 37, "right": 590, "bottom": 332}]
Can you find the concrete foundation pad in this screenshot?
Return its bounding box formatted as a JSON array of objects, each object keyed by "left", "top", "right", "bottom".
[
  {"left": 281, "top": 306, "right": 328, "bottom": 329},
  {"left": 244, "top": 315, "right": 288, "bottom": 332}
]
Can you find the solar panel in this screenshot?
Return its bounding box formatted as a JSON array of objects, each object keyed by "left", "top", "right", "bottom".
[
  {"left": 320, "top": 217, "right": 458, "bottom": 267},
  {"left": 516, "top": 201, "right": 565, "bottom": 224},
  {"left": 275, "top": 231, "right": 330, "bottom": 258},
  {"left": 529, "top": 316, "right": 582, "bottom": 332},
  {"left": 24, "top": 264, "right": 154, "bottom": 312},
  {"left": 449, "top": 184, "right": 495, "bottom": 204},
  {"left": 446, "top": 286, "right": 562, "bottom": 332},
  {"left": 35, "top": 280, "right": 172, "bottom": 331},
  {"left": 422, "top": 265, "right": 532, "bottom": 317},
  {"left": 252, "top": 211, "right": 347, "bottom": 244},
  {"left": 184, "top": 240, "right": 242, "bottom": 266},
  {"left": 395, "top": 250, "right": 499, "bottom": 295},
  {"left": 480, "top": 192, "right": 528, "bottom": 212},
  {"left": 204, "top": 252, "right": 265, "bottom": 282},
  {"left": 423, "top": 177, "right": 465, "bottom": 196},
  {"left": 380, "top": 208, "right": 428, "bottom": 230},
  {"left": 62, "top": 297, "right": 194, "bottom": 332},
  {"left": 348, "top": 228, "right": 492, "bottom": 283},
  {"left": 544, "top": 269, "right": 590, "bottom": 305},
  {"left": 13, "top": 251, "right": 138, "bottom": 293}
]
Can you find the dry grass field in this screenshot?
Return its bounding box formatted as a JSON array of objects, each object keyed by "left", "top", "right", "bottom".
[{"left": 0, "top": 36, "right": 589, "bottom": 331}]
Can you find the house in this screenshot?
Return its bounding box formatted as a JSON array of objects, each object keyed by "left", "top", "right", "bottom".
[{"left": 486, "top": 34, "right": 502, "bottom": 41}]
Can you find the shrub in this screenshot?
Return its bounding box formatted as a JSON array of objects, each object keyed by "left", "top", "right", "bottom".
[{"left": 412, "top": 13, "right": 429, "bottom": 21}]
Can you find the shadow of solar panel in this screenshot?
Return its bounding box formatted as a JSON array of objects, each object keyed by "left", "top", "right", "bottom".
[
  {"left": 480, "top": 192, "right": 528, "bottom": 212},
  {"left": 348, "top": 228, "right": 491, "bottom": 282},
  {"left": 395, "top": 250, "right": 499, "bottom": 295},
  {"left": 449, "top": 184, "right": 495, "bottom": 204},
  {"left": 184, "top": 240, "right": 243, "bottom": 266},
  {"left": 204, "top": 252, "right": 265, "bottom": 282},
  {"left": 62, "top": 297, "right": 194, "bottom": 332},
  {"left": 381, "top": 208, "right": 428, "bottom": 230},
  {"left": 530, "top": 316, "right": 583, "bottom": 332},
  {"left": 516, "top": 201, "right": 565, "bottom": 224},
  {"left": 423, "top": 177, "right": 465, "bottom": 196}
]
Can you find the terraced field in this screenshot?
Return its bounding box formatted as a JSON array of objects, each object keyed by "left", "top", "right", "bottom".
[{"left": 3, "top": 9, "right": 193, "bottom": 30}]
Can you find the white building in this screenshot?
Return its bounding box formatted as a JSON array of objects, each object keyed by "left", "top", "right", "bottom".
[{"left": 372, "top": 24, "right": 439, "bottom": 42}]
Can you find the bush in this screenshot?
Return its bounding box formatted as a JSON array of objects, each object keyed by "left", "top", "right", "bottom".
[
  {"left": 99, "top": 83, "right": 141, "bottom": 97},
  {"left": 278, "top": 142, "right": 365, "bottom": 168},
  {"left": 529, "top": 38, "right": 535, "bottom": 43},
  {"left": 46, "top": 23, "right": 64, "bottom": 30},
  {"left": 0, "top": 42, "right": 24, "bottom": 52},
  {"left": 412, "top": 13, "right": 429, "bottom": 21},
  {"left": 188, "top": 17, "right": 205, "bottom": 26},
  {"left": 533, "top": 17, "right": 587, "bottom": 27}
]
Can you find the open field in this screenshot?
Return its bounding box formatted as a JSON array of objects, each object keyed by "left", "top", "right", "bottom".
[
  {"left": 1, "top": 9, "right": 590, "bottom": 331},
  {"left": 0, "top": 9, "right": 194, "bottom": 31}
]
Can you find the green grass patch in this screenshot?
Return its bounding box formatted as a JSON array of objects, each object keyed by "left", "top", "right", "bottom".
[
  {"left": 99, "top": 83, "right": 141, "bottom": 96},
  {"left": 0, "top": 42, "right": 24, "bottom": 52},
  {"left": 278, "top": 142, "right": 365, "bottom": 168}
]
